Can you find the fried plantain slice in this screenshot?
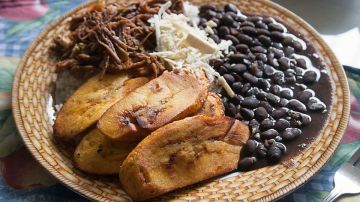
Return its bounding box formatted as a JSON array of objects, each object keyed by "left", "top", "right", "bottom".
[
  {"left": 74, "top": 128, "right": 137, "bottom": 175},
  {"left": 119, "top": 115, "right": 249, "bottom": 201},
  {"left": 55, "top": 74, "right": 149, "bottom": 140},
  {"left": 195, "top": 92, "right": 224, "bottom": 116},
  {"left": 97, "top": 70, "right": 208, "bottom": 141}
]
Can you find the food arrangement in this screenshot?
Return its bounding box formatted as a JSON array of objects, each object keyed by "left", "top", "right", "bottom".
[{"left": 51, "top": 0, "right": 333, "bottom": 200}]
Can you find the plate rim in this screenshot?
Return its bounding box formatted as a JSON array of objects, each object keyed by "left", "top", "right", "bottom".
[{"left": 11, "top": 0, "right": 351, "bottom": 201}]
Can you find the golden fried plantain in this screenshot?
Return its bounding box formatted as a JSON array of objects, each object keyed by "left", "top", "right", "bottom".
[
  {"left": 55, "top": 73, "right": 149, "bottom": 140},
  {"left": 74, "top": 128, "right": 137, "bottom": 175},
  {"left": 97, "top": 70, "right": 208, "bottom": 141},
  {"left": 73, "top": 92, "right": 223, "bottom": 175},
  {"left": 195, "top": 92, "right": 224, "bottom": 116},
  {"left": 119, "top": 115, "right": 249, "bottom": 201}
]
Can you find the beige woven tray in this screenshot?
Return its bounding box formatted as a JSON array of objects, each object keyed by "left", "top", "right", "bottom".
[{"left": 12, "top": 0, "right": 350, "bottom": 201}]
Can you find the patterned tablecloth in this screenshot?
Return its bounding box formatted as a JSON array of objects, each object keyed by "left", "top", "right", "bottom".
[{"left": 0, "top": 1, "right": 359, "bottom": 202}]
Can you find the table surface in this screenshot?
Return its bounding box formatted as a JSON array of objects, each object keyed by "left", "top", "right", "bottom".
[{"left": 0, "top": 1, "right": 359, "bottom": 202}]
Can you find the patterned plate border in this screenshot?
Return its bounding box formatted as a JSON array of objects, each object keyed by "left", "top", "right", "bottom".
[{"left": 12, "top": 0, "right": 350, "bottom": 201}]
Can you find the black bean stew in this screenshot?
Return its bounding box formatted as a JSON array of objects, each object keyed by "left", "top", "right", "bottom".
[{"left": 199, "top": 4, "right": 333, "bottom": 170}]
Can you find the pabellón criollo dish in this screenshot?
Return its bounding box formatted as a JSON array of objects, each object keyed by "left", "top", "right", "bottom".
[{"left": 51, "top": 0, "right": 333, "bottom": 200}]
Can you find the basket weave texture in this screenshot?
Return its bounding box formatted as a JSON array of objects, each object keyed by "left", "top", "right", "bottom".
[{"left": 12, "top": 0, "right": 350, "bottom": 201}]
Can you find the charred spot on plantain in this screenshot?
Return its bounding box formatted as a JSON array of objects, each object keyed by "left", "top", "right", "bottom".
[
  {"left": 166, "top": 153, "right": 177, "bottom": 169},
  {"left": 118, "top": 116, "right": 131, "bottom": 125}
]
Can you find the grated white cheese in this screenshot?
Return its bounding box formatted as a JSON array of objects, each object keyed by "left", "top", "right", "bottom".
[{"left": 148, "top": 1, "right": 234, "bottom": 96}]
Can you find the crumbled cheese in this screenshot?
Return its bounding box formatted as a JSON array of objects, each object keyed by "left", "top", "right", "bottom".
[{"left": 148, "top": 1, "right": 234, "bottom": 96}]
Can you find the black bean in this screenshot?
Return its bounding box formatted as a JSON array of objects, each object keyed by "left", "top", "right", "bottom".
[
  {"left": 268, "top": 57, "right": 279, "bottom": 68},
  {"left": 246, "top": 87, "right": 260, "bottom": 96},
  {"left": 209, "top": 59, "right": 224, "bottom": 68},
  {"left": 241, "top": 21, "right": 255, "bottom": 27},
  {"left": 279, "top": 98, "right": 289, "bottom": 107},
  {"left": 257, "top": 28, "right": 271, "bottom": 36},
  {"left": 257, "top": 143, "right": 267, "bottom": 158},
  {"left": 246, "top": 139, "right": 258, "bottom": 154},
  {"left": 268, "top": 144, "right": 282, "bottom": 162},
  {"left": 199, "top": 5, "right": 216, "bottom": 13},
  {"left": 268, "top": 23, "right": 284, "bottom": 32},
  {"left": 264, "top": 65, "right": 276, "bottom": 76},
  {"left": 285, "top": 74, "right": 297, "bottom": 84},
  {"left": 274, "top": 142, "right": 287, "bottom": 154},
  {"left": 240, "top": 108, "right": 254, "bottom": 120},
  {"left": 260, "top": 118, "right": 275, "bottom": 130},
  {"left": 270, "top": 47, "right": 284, "bottom": 58},
  {"left": 223, "top": 73, "right": 235, "bottom": 84},
  {"left": 247, "top": 16, "right": 262, "bottom": 22},
  {"left": 270, "top": 85, "right": 281, "bottom": 95},
  {"left": 242, "top": 97, "right": 260, "bottom": 108},
  {"left": 272, "top": 42, "right": 283, "bottom": 49},
  {"left": 271, "top": 108, "right": 288, "bottom": 119},
  {"left": 282, "top": 128, "right": 302, "bottom": 141},
  {"left": 218, "top": 26, "right": 230, "bottom": 37},
  {"left": 220, "top": 14, "right": 234, "bottom": 26},
  {"left": 266, "top": 93, "right": 281, "bottom": 105},
  {"left": 232, "top": 82, "right": 243, "bottom": 93},
  {"left": 256, "top": 21, "right": 268, "bottom": 29},
  {"left": 251, "top": 46, "right": 267, "bottom": 54},
  {"left": 230, "top": 64, "right": 247, "bottom": 75},
  {"left": 258, "top": 35, "right": 271, "bottom": 47},
  {"left": 284, "top": 46, "right": 295, "bottom": 57},
  {"left": 210, "top": 18, "right": 220, "bottom": 25},
  {"left": 249, "top": 64, "right": 263, "bottom": 78},
  {"left": 238, "top": 157, "right": 257, "bottom": 170},
  {"left": 282, "top": 36, "right": 293, "bottom": 46},
  {"left": 263, "top": 17, "right": 274, "bottom": 24},
  {"left": 270, "top": 31, "right": 285, "bottom": 41},
  {"left": 254, "top": 107, "right": 268, "bottom": 120},
  {"left": 260, "top": 101, "right": 274, "bottom": 113},
  {"left": 216, "top": 66, "right": 228, "bottom": 75},
  {"left": 235, "top": 113, "right": 243, "bottom": 120},
  {"left": 296, "top": 58, "right": 307, "bottom": 69},
  {"left": 258, "top": 78, "right": 271, "bottom": 91},
  {"left": 230, "top": 27, "right": 240, "bottom": 35},
  {"left": 299, "top": 113, "right": 312, "bottom": 126},
  {"left": 241, "top": 26, "right": 257, "bottom": 35},
  {"left": 237, "top": 34, "right": 253, "bottom": 45},
  {"left": 279, "top": 89, "right": 293, "bottom": 99},
  {"left": 232, "top": 73, "right": 243, "bottom": 82},
  {"left": 287, "top": 99, "right": 307, "bottom": 112},
  {"left": 224, "top": 3, "right": 238, "bottom": 13},
  {"left": 226, "top": 103, "right": 237, "bottom": 116},
  {"left": 255, "top": 53, "right": 267, "bottom": 62},
  {"left": 303, "top": 71, "right": 317, "bottom": 84},
  {"left": 241, "top": 83, "right": 251, "bottom": 94},
  {"left": 249, "top": 119, "right": 260, "bottom": 129},
  {"left": 229, "top": 54, "right": 248, "bottom": 63},
  {"left": 224, "top": 34, "right": 239, "bottom": 45},
  {"left": 297, "top": 90, "right": 313, "bottom": 103},
  {"left": 307, "top": 97, "right": 326, "bottom": 111},
  {"left": 203, "top": 10, "right": 217, "bottom": 20},
  {"left": 242, "top": 72, "right": 258, "bottom": 84},
  {"left": 235, "top": 44, "right": 249, "bottom": 53},
  {"left": 231, "top": 94, "right": 243, "bottom": 105},
  {"left": 210, "top": 34, "right": 220, "bottom": 43},
  {"left": 277, "top": 57, "right": 290, "bottom": 70},
  {"left": 293, "top": 41, "right": 303, "bottom": 50},
  {"left": 229, "top": 45, "right": 237, "bottom": 52},
  {"left": 274, "top": 119, "right": 290, "bottom": 131},
  {"left": 256, "top": 90, "right": 267, "bottom": 100},
  {"left": 273, "top": 72, "right": 285, "bottom": 85},
  {"left": 261, "top": 129, "right": 279, "bottom": 139}
]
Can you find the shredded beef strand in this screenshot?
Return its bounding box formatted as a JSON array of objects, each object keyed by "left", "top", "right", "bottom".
[{"left": 52, "top": 0, "right": 184, "bottom": 77}]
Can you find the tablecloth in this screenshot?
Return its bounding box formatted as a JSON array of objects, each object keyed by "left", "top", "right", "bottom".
[{"left": 0, "top": 1, "right": 359, "bottom": 201}]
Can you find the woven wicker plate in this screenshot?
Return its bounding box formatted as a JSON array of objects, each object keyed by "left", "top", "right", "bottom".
[{"left": 12, "top": 0, "right": 350, "bottom": 201}]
